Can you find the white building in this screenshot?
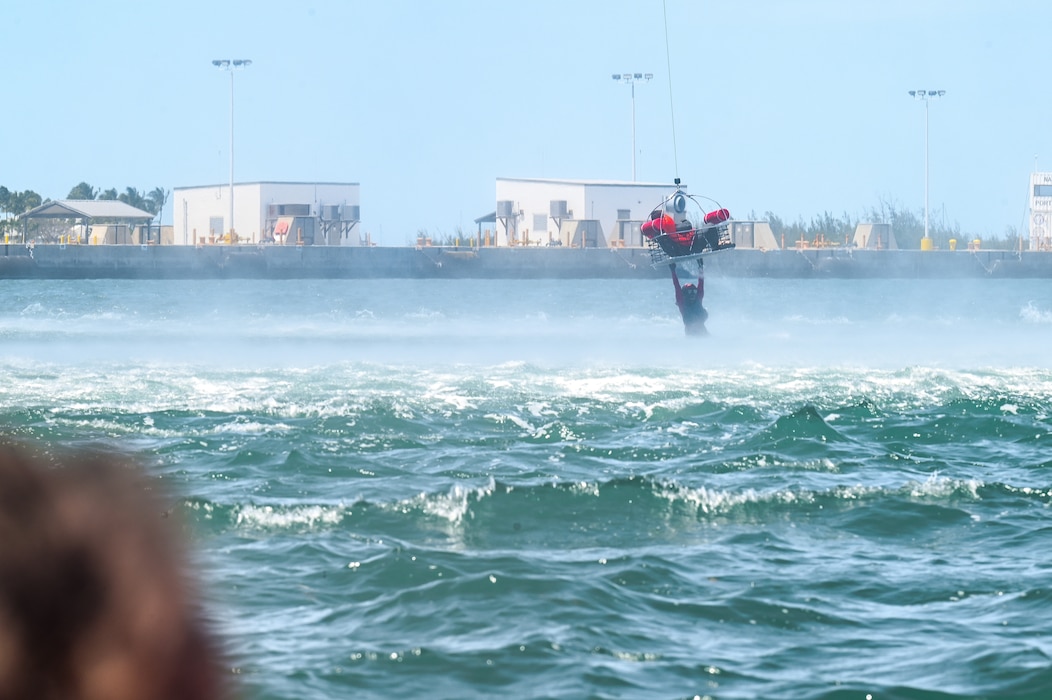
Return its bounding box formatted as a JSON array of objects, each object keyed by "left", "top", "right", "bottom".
[
  {"left": 173, "top": 181, "right": 361, "bottom": 246},
  {"left": 1029, "top": 172, "right": 1052, "bottom": 251},
  {"left": 493, "top": 177, "right": 680, "bottom": 247}
]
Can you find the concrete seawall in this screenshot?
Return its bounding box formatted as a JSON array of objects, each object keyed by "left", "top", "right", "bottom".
[{"left": 0, "top": 244, "right": 1048, "bottom": 279}]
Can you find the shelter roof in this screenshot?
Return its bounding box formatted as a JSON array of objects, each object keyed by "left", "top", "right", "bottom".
[{"left": 20, "top": 200, "right": 154, "bottom": 221}]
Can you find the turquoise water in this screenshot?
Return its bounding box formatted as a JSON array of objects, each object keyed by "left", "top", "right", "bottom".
[{"left": 3, "top": 277, "right": 1052, "bottom": 699}]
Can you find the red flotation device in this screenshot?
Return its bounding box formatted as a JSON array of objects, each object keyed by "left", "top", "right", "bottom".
[
  {"left": 668, "top": 231, "right": 694, "bottom": 246},
  {"left": 641, "top": 213, "right": 676, "bottom": 237},
  {"left": 704, "top": 209, "right": 730, "bottom": 225}
]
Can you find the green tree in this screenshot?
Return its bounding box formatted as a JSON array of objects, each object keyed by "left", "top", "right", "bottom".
[
  {"left": 98, "top": 188, "right": 118, "bottom": 201},
  {"left": 5, "top": 191, "right": 22, "bottom": 218},
  {"left": 0, "top": 189, "right": 43, "bottom": 240},
  {"left": 118, "top": 187, "right": 147, "bottom": 211},
  {"left": 67, "top": 182, "right": 98, "bottom": 200},
  {"left": 6, "top": 190, "right": 42, "bottom": 215},
  {"left": 867, "top": 199, "right": 922, "bottom": 250},
  {"left": 145, "top": 187, "right": 169, "bottom": 220}
]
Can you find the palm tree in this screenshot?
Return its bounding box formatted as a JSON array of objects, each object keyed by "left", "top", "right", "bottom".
[
  {"left": 146, "top": 187, "right": 169, "bottom": 220},
  {"left": 98, "top": 188, "right": 118, "bottom": 201},
  {"left": 118, "top": 187, "right": 147, "bottom": 211},
  {"left": 8, "top": 190, "right": 42, "bottom": 214},
  {"left": 143, "top": 187, "right": 170, "bottom": 245},
  {"left": 67, "top": 182, "right": 98, "bottom": 200},
  {"left": 2, "top": 190, "right": 43, "bottom": 241}
]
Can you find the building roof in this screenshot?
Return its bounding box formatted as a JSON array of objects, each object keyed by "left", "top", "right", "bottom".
[
  {"left": 173, "top": 181, "right": 360, "bottom": 191},
  {"left": 20, "top": 200, "right": 155, "bottom": 221},
  {"left": 496, "top": 176, "right": 674, "bottom": 188}
]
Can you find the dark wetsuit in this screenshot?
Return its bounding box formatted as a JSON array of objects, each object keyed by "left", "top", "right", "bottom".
[{"left": 670, "top": 263, "right": 708, "bottom": 336}]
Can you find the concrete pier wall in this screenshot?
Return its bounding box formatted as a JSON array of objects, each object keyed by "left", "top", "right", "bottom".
[{"left": 0, "top": 244, "right": 1049, "bottom": 279}]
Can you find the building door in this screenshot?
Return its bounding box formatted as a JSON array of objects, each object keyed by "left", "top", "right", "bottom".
[{"left": 208, "top": 217, "right": 224, "bottom": 241}]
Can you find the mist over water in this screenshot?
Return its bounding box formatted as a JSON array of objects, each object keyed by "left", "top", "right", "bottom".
[
  {"left": 3, "top": 277, "right": 1052, "bottom": 699},
  {"left": 3, "top": 277, "right": 1050, "bottom": 368}
]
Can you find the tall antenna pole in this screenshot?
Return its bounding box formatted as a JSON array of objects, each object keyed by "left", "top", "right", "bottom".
[
  {"left": 229, "top": 67, "right": 234, "bottom": 237},
  {"left": 908, "top": 89, "right": 945, "bottom": 248},
  {"left": 213, "top": 59, "right": 252, "bottom": 240},
  {"left": 612, "top": 73, "right": 652, "bottom": 181},
  {"left": 631, "top": 80, "right": 637, "bottom": 180}
]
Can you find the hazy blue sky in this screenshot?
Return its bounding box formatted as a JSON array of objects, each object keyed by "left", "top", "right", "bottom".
[{"left": 5, "top": 0, "right": 1050, "bottom": 243}]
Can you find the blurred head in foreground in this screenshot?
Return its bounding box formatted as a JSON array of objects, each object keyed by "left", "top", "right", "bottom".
[{"left": 0, "top": 441, "right": 226, "bottom": 700}]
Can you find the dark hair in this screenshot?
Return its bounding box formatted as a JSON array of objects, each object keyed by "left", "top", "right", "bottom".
[{"left": 0, "top": 441, "right": 226, "bottom": 700}]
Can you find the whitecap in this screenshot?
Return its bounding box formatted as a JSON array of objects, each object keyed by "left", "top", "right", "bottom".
[{"left": 235, "top": 503, "right": 346, "bottom": 530}]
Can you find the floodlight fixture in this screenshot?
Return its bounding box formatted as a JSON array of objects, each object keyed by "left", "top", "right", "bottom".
[
  {"left": 612, "top": 71, "right": 654, "bottom": 180},
  {"left": 909, "top": 88, "right": 947, "bottom": 245},
  {"left": 213, "top": 59, "right": 253, "bottom": 239}
]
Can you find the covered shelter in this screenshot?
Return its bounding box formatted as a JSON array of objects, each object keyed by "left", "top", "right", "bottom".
[
  {"left": 18, "top": 200, "right": 155, "bottom": 244},
  {"left": 474, "top": 211, "right": 496, "bottom": 247}
]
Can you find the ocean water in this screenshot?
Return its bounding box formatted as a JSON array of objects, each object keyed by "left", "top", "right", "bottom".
[{"left": 3, "top": 276, "right": 1052, "bottom": 699}]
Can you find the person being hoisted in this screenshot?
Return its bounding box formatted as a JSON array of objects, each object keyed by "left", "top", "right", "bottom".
[
  {"left": 669, "top": 261, "right": 708, "bottom": 336},
  {"left": 640, "top": 183, "right": 734, "bottom": 337}
]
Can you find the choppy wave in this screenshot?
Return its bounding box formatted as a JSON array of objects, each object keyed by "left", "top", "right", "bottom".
[
  {"left": 185, "top": 471, "right": 1043, "bottom": 541},
  {"left": 192, "top": 471, "right": 1052, "bottom": 699},
  {"left": 5, "top": 279, "right": 1052, "bottom": 699}
]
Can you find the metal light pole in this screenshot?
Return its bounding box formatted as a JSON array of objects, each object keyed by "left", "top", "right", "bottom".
[
  {"left": 213, "top": 59, "right": 252, "bottom": 240},
  {"left": 612, "top": 72, "right": 653, "bottom": 181},
  {"left": 908, "top": 89, "right": 945, "bottom": 248}
]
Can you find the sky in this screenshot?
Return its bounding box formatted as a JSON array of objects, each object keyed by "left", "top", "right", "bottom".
[{"left": 4, "top": 0, "right": 1051, "bottom": 244}]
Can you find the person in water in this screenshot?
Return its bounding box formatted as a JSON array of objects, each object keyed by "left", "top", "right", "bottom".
[{"left": 669, "top": 262, "right": 708, "bottom": 335}]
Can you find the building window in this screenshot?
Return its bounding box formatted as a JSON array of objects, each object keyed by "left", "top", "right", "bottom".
[
  {"left": 209, "top": 217, "right": 224, "bottom": 237},
  {"left": 1035, "top": 185, "right": 1052, "bottom": 197},
  {"left": 533, "top": 214, "right": 547, "bottom": 233}
]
